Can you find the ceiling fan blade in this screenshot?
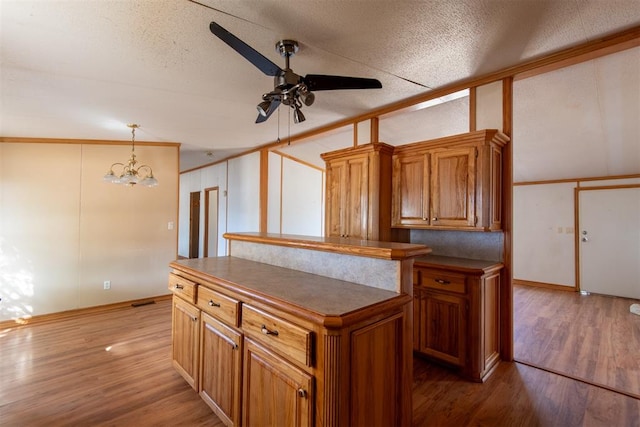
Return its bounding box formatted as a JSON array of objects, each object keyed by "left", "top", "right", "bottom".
[
  {"left": 209, "top": 22, "right": 282, "bottom": 77},
  {"left": 255, "top": 98, "right": 281, "bottom": 123},
  {"left": 303, "top": 74, "right": 382, "bottom": 91}
]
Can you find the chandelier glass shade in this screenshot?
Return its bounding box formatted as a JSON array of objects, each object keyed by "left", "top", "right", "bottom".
[{"left": 103, "top": 124, "right": 158, "bottom": 187}]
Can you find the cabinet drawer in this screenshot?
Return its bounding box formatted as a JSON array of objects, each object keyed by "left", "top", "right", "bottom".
[
  {"left": 197, "top": 286, "right": 240, "bottom": 327},
  {"left": 168, "top": 273, "right": 197, "bottom": 303},
  {"left": 418, "top": 270, "right": 466, "bottom": 294},
  {"left": 242, "top": 304, "right": 313, "bottom": 368}
]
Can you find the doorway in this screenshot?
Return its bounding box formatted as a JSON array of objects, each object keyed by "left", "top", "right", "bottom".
[
  {"left": 204, "top": 187, "right": 219, "bottom": 257},
  {"left": 189, "top": 191, "right": 200, "bottom": 259}
]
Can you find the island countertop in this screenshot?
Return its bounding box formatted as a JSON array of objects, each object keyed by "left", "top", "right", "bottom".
[
  {"left": 170, "top": 256, "right": 410, "bottom": 327},
  {"left": 224, "top": 232, "right": 432, "bottom": 260}
]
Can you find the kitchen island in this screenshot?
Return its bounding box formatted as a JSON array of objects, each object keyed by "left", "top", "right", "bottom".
[{"left": 169, "top": 233, "right": 430, "bottom": 427}]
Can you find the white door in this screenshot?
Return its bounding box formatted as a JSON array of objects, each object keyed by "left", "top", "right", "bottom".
[{"left": 578, "top": 187, "right": 640, "bottom": 299}]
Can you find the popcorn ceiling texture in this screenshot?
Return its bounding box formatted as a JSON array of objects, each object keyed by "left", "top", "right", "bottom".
[{"left": 230, "top": 240, "right": 401, "bottom": 292}]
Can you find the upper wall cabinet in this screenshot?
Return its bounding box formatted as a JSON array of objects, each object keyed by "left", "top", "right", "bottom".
[
  {"left": 322, "top": 143, "right": 395, "bottom": 241},
  {"left": 392, "top": 130, "right": 509, "bottom": 231}
]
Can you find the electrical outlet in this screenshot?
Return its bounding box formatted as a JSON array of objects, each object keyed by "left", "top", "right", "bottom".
[{"left": 103, "top": 280, "right": 111, "bottom": 290}]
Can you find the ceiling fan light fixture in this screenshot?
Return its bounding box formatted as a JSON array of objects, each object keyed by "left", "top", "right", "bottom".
[
  {"left": 298, "top": 85, "right": 315, "bottom": 106},
  {"left": 257, "top": 99, "right": 272, "bottom": 117},
  {"left": 293, "top": 106, "right": 305, "bottom": 124}
]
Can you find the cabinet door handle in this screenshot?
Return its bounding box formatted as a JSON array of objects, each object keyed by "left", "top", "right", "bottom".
[
  {"left": 208, "top": 300, "right": 221, "bottom": 307},
  {"left": 435, "top": 279, "right": 450, "bottom": 285},
  {"left": 191, "top": 315, "right": 198, "bottom": 322},
  {"left": 297, "top": 388, "right": 307, "bottom": 398},
  {"left": 174, "top": 284, "right": 184, "bottom": 290},
  {"left": 432, "top": 217, "right": 438, "bottom": 221},
  {"left": 261, "top": 325, "right": 279, "bottom": 336}
]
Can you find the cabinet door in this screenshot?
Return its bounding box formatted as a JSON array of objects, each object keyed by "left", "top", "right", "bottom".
[
  {"left": 200, "top": 313, "right": 242, "bottom": 427},
  {"left": 325, "top": 155, "right": 369, "bottom": 239},
  {"left": 243, "top": 338, "right": 313, "bottom": 427},
  {"left": 419, "top": 291, "right": 467, "bottom": 367},
  {"left": 430, "top": 147, "right": 476, "bottom": 228},
  {"left": 172, "top": 296, "right": 200, "bottom": 390},
  {"left": 392, "top": 153, "right": 430, "bottom": 226},
  {"left": 344, "top": 155, "right": 369, "bottom": 239},
  {"left": 325, "top": 160, "right": 347, "bottom": 238}
]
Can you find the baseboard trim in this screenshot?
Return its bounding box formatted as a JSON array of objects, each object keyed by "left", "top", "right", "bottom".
[
  {"left": 0, "top": 294, "right": 172, "bottom": 330},
  {"left": 513, "top": 279, "right": 576, "bottom": 292},
  {"left": 515, "top": 358, "right": 640, "bottom": 401}
]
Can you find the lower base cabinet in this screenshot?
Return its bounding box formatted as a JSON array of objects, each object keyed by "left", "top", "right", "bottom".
[{"left": 413, "top": 258, "right": 503, "bottom": 382}]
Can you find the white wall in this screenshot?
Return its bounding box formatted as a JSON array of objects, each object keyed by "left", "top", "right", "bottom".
[
  {"left": 178, "top": 168, "right": 201, "bottom": 258},
  {"left": 179, "top": 150, "right": 325, "bottom": 254},
  {"left": 178, "top": 162, "right": 228, "bottom": 258},
  {"left": 513, "top": 47, "right": 640, "bottom": 288},
  {"left": 227, "top": 152, "right": 260, "bottom": 234},
  {"left": 476, "top": 80, "right": 503, "bottom": 130},
  {"left": 267, "top": 152, "right": 281, "bottom": 233},
  {"left": 513, "top": 183, "right": 576, "bottom": 287},
  {"left": 0, "top": 141, "right": 179, "bottom": 322},
  {"left": 281, "top": 157, "right": 324, "bottom": 236}
]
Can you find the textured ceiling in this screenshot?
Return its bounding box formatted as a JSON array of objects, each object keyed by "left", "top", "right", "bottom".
[{"left": 1, "top": 0, "right": 639, "bottom": 171}]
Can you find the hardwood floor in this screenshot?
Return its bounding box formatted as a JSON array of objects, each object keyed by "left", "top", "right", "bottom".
[
  {"left": 0, "top": 301, "right": 222, "bottom": 427},
  {"left": 514, "top": 284, "right": 640, "bottom": 399},
  {"left": 1, "top": 297, "right": 639, "bottom": 426}
]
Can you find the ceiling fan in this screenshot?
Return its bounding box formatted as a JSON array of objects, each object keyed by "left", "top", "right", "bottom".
[{"left": 209, "top": 21, "right": 382, "bottom": 124}]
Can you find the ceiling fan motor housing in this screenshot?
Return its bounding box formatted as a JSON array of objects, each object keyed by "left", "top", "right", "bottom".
[{"left": 274, "top": 69, "right": 301, "bottom": 90}]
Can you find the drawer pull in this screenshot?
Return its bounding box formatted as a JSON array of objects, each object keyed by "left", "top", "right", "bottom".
[
  {"left": 174, "top": 284, "right": 184, "bottom": 290},
  {"left": 208, "top": 300, "right": 221, "bottom": 307},
  {"left": 297, "top": 388, "right": 307, "bottom": 398},
  {"left": 261, "top": 325, "right": 279, "bottom": 336},
  {"left": 435, "top": 279, "right": 451, "bottom": 285}
]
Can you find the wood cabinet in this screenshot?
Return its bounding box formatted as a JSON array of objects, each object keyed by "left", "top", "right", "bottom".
[
  {"left": 199, "top": 313, "right": 242, "bottom": 426},
  {"left": 322, "top": 142, "right": 395, "bottom": 241},
  {"left": 243, "top": 337, "right": 313, "bottom": 427},
  {"left": 415, "top": 287, "right": 467, "bottom": 367},
  {"left": 169, "top": 256, "right": 413, "bottom": 427},
  {"left": 171, "top": 295, "right": 200, "bottom": 390},
  {"left": 413, "top": 256, "right": 503, "bottom": 382},
  {"left": 392, "top": 129, "right": 509, "bottom": 231}
]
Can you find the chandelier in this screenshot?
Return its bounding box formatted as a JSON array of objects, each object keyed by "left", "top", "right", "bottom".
[{"left": 103, "top": 124, "right": 158, "bottom": 187}]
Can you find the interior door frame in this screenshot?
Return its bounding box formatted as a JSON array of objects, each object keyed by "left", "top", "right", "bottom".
[{"left": 204, "top": 186, "right": 219, "bottom": 258}]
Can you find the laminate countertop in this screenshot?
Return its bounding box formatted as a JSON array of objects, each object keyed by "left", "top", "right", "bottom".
[
  {"left": 414, "top": 255, "right": 504, "bottom": 274},
  {"left": 170, "top": 256, "right": 410, "bottom": 326}
]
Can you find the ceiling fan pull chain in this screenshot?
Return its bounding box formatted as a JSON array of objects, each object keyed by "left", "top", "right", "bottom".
[
  {"left": 288, "top": 106, "right": 291, "bottom": 146},
  {"left": 277, "top": 107, "right": 281, "bottom": 144}
]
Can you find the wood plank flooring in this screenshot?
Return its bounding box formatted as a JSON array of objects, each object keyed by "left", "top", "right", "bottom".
[
  {"left": 1, "top": 297, "right": 639, "bottom": 426},
  {"left": 514, "top": 284, "right": 640, "bottom": 399}
]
